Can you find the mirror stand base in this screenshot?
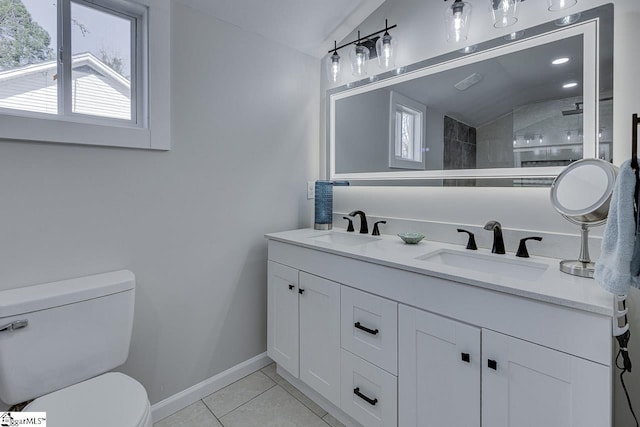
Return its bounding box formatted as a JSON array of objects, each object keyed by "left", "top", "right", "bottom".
[{"left": 559, "top": 260, "right": 595, "bottom": 278}]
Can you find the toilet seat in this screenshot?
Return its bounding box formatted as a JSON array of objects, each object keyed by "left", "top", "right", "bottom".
[{"left": 25, "top": 372, "right": 151, "bottom": 427}]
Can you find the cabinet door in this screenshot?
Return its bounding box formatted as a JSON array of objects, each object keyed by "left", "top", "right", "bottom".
[
  {"left": 299, "top": 272, "right": 341, "bottom": 407},
  {"left": 398, "top": 305, "right": 480, "bottom": 427},
  {"left": 267, "top": 261, "right": 299, "bottom": 377},
  {"left": 482, "top": 329, "right": 611, "bottom": 427}
]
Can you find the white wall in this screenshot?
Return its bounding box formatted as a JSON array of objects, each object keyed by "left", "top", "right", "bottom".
[
  {"left": 323, "top": 0, "right": 640, "bottom": 424},
  {"left": 0, "top": 1, "right": 319, "bottom": 407}
]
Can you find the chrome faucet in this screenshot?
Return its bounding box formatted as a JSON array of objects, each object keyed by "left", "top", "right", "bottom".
[
  {"left": 349, "top": 210, "right": 369, "bottom": 234},
  {"left": 484, "top": 221, "right": 506, "bottom": 254}
]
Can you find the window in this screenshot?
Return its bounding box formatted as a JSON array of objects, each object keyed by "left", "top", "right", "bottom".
[
  {"left": 0, "top": 0, "right": 170, "bottom": 149},
  {"left": 389, "top": 91, "right": 426, "bottom": 170}
]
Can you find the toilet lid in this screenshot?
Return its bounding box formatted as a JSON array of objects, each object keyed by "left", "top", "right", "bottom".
[{"left": 25, "top": 372, "right": 149, "bottom": 427}]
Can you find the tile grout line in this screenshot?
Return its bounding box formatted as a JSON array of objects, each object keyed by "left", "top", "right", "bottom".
[
  {"left": 275, "top": 379, "right": 328, "bottom": 418},
  {"left": 209, "top": 381, "right": 279, "bottom": 422},
  {"left": 199, "top": 398, "right": 225, "bottom": 426}
]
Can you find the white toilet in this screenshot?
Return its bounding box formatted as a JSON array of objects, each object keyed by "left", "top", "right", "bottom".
[{"left": 0, "top": 270, "right": 152, "bottom": 427}]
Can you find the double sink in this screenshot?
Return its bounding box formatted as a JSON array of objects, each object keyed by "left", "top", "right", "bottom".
[{"left": 308, "top": 232, "right": 548, "bottom": 282}]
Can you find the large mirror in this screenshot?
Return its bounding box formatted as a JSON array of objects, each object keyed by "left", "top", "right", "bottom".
[{"left": 327, "top": 5, "right": 613, "bottom": 186}]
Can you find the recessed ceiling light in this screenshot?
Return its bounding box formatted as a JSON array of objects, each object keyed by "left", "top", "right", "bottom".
[
  {"left": 563, "top": 82, "right": 578, "bottom": 89},
  {"left": 552, "top": 57, "right": 570, "bottom": 65}
]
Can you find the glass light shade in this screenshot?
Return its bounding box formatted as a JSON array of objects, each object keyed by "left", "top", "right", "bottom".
[
  {"left": 376, "top": 33, "right": 397, "bottom": 69},
  {"left": 326, "top": 51, "right": 341, "bottom": 83},
  {"left": 445, "top": 0, "right": 471, "bottom": 43},
  {"left": 548, "top": 0, "right": 577, "bottom": 11},
  {"left": 490, "top": 0, "right": 521, "bottom": 28},
  {"left": 349, "top": 44, "right": 370, "bottom": 77}
]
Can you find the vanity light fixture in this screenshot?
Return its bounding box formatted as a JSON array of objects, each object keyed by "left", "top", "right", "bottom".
[
  {"left": 325, "top": 21, "right": 398, "bottom": 82},
  {"left": 563, "top": 81, "right": 578, "bottom": 89},
  {"left": 444, "top": 0, "right": 472, "bottom": 43},
  {"left": 490, "top": 0, "right": 522, "bottom": 28},
  {"left": 552, "top": 57, "right": 570, "bottom": 65},
  {"left": 548, "top": 0, "right": 577, "bottom": 11}
]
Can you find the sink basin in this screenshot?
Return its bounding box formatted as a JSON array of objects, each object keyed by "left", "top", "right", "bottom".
[
  {"left": 416, "top": 249, "right": 548, "bottom": 281},
  {"left": 309, "top": 232, "right": 381, "bottom": 247}
]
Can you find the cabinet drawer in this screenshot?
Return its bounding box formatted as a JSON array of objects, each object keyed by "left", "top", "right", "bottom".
[
  {"left": 341, "top": 349, "right": 397, "bottom": 427},
  {"left": 341, "top": 286, "right": 398, "bottom": 375}
]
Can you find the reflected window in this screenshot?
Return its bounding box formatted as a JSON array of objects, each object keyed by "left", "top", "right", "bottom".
[{"left": 389, "top": 91, "right": 426, "bottom": 169}]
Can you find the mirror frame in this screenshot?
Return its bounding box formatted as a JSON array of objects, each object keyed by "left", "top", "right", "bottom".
[{"left": 326, "top": 4, "right": 613, "bottom": 186}]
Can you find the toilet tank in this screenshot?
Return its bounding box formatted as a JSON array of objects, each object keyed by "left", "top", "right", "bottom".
[{"left": 0, "top": 270, "right": 135, "bottom": 405}]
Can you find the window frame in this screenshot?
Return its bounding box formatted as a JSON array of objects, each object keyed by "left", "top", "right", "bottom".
[
  {"left": 388, "top": 91, "right": 427, "bottom": 170},
  {"left": 0, "top": 0, "right": 170, "bottom": 150}
]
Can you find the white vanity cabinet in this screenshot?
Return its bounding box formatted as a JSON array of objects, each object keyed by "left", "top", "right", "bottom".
[
  {"left": 398, "top": 304, "right": 611, "bottom": 427},
  {"left": 482, "top": 329, "right": 611, "bottom": 427},
  {"left": 266, "top": 232, "right": 613, "bottom": 427},
  {"left": 267, "top": 261, "right": 341, "bottom": 407},
  {"left": 398, "top": 305, "right": 481, "bottom": 427}
]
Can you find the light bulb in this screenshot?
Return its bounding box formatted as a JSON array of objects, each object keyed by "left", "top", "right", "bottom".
[
  {"left": 445, "top": 1, "right": 471, "bottom": 43},
  {"left": 350, "top": 43, "right": 370, "bottom": 77},
  {"left": 330, "top": 52, "right": 340, "bottom": 83},
  {"left": 567, "top": 131, "right": 571, "bottom": 141},
  {"left": 376, "top": 32, "right": 397, "bottom": 69},
  {"left": 539, "top": 136, "right": 543, "bottom": 144},
  {"left": 491, "top": 0, "right": 520, "bottom": 29}
]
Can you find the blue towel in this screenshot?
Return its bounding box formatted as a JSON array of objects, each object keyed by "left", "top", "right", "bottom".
[
  {"left": 632, "top": 183, "right": 640, "bottom": 276},
  {"left": 594, "top": 159, "right": 640, "bottom": 294}
]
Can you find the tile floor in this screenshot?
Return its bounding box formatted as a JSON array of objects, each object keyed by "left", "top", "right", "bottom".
[{"left": 154, "top": 364, "right": 346, "bottom": 427}]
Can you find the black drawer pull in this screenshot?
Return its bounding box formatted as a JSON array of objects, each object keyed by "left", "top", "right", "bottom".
[
  {"left": 461, "top": 352, "right": 470, "bottom": 363},
  {"left": 488, "top": 359, "right": 497, "bottom": 370},
  {"left": 288, "top": 284, "right": 294, "bottom": 290},
  {"left": 354, "top": 322, "right": 379, "bottom": 335},
  {"left": 298, "top": 288, "right": 305, "bottom": 295},
  {"left": 353, "top": 387, "right": 378, "bottom": 406}
]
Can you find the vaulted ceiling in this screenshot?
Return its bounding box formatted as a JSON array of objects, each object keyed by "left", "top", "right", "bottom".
[{"left": 179, "top": 0, "right": 385, "bottom": 58}]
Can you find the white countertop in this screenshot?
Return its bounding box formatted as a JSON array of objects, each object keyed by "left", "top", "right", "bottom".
[{"left": 266, "top": 228, "right": 614, "bottom": 316}]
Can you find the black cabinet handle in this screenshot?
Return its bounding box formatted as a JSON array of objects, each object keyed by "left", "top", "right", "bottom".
[
  {"left": 353, "top": 387, "right": 378, "bottom": 406},
  {"left": 288, "top": 284, "right": 294, "bottom": 290},
  {"left": 461, "top": 352, "right": 470, "bottom": 363},
  {"left": 298, "top": 288, "right": 305, "bottom": 295},
  {"left": 354, "top": 322, "right": 379, "bottom": 335},
  {"left": 488, "top": 359, "right": 497, "bottom": 370}
]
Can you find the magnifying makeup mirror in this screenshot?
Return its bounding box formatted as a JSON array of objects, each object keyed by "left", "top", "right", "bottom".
[{"left": 550, "top": 158, "right": 619, "bottom": 278}]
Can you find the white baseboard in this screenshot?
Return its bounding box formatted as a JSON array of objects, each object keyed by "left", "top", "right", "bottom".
[{"left": 151, "top": 352, "right": 272, "bottom": 423}]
